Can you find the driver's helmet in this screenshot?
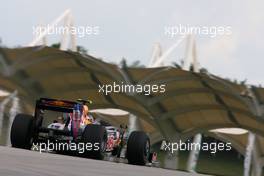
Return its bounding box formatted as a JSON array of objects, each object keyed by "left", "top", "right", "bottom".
[
  {"left": 82, "top": 105, "right": 94, "bottom": 125},
  {"left": 57, "top": 116, "right": 64, "bottom": 124}
]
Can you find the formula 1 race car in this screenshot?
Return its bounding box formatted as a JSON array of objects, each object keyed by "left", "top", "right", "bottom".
[{"left": 10, "top": 98, "right": 155, "bottom": 165}]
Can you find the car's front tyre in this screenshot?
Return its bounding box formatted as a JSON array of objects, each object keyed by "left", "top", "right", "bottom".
[
  {"left": 81, "top": 124, "right": 107, "bottom": 160},
  {"left": 127, "top": 131, "right": 150, "bottom": 165}
]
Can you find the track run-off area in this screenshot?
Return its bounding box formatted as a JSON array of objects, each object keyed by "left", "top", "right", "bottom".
[{"left": 0, "top": 146, "right": 210, "bottom": 176}]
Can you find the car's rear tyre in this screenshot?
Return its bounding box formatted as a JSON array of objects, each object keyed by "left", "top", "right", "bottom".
[
  {"left": 127, "top": 131, "right": 150, "bottom": 165},
  {"left": 10, "top": 114, "right": 35, "bottom": 149},
  {"left": 82, "top": 124, "right": 107, "bottom": 160}
]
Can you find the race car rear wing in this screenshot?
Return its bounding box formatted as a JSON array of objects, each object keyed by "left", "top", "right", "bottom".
[{"left": 36, "top": 98, "right": 77, "bottom": 113}]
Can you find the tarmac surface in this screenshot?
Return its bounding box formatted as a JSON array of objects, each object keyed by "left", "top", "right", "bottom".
[{"left": 0, "top": 146, "right": 209, "bottom": 176}]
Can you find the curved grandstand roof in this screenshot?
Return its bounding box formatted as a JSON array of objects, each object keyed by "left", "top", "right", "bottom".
[{"left": 1, "top": 46, "right": 264, "bottom": 141}]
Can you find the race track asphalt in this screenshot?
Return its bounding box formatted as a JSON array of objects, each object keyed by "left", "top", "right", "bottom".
[{"left": 0, "top": 146, "right": 209, "bottom": 176}]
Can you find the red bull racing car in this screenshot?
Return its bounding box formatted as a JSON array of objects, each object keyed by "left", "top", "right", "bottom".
[{"left": 10, "top": 98, "right": 156, "bottom": 165}]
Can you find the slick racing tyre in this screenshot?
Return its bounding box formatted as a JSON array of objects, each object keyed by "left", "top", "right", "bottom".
[
  {"left": 127, "top": 131, "right": 150, "bottom": 165},
  {"left": 10, "top": 114, "right": 35, "bottom": 149},
  {"left": 82, "top": 124, "right": 107, "bottom": 160}
]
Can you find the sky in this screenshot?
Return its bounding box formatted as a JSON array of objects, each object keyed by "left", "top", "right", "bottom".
[{"left": 0, "top": 0, "right": 264, "bottom": 85}]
